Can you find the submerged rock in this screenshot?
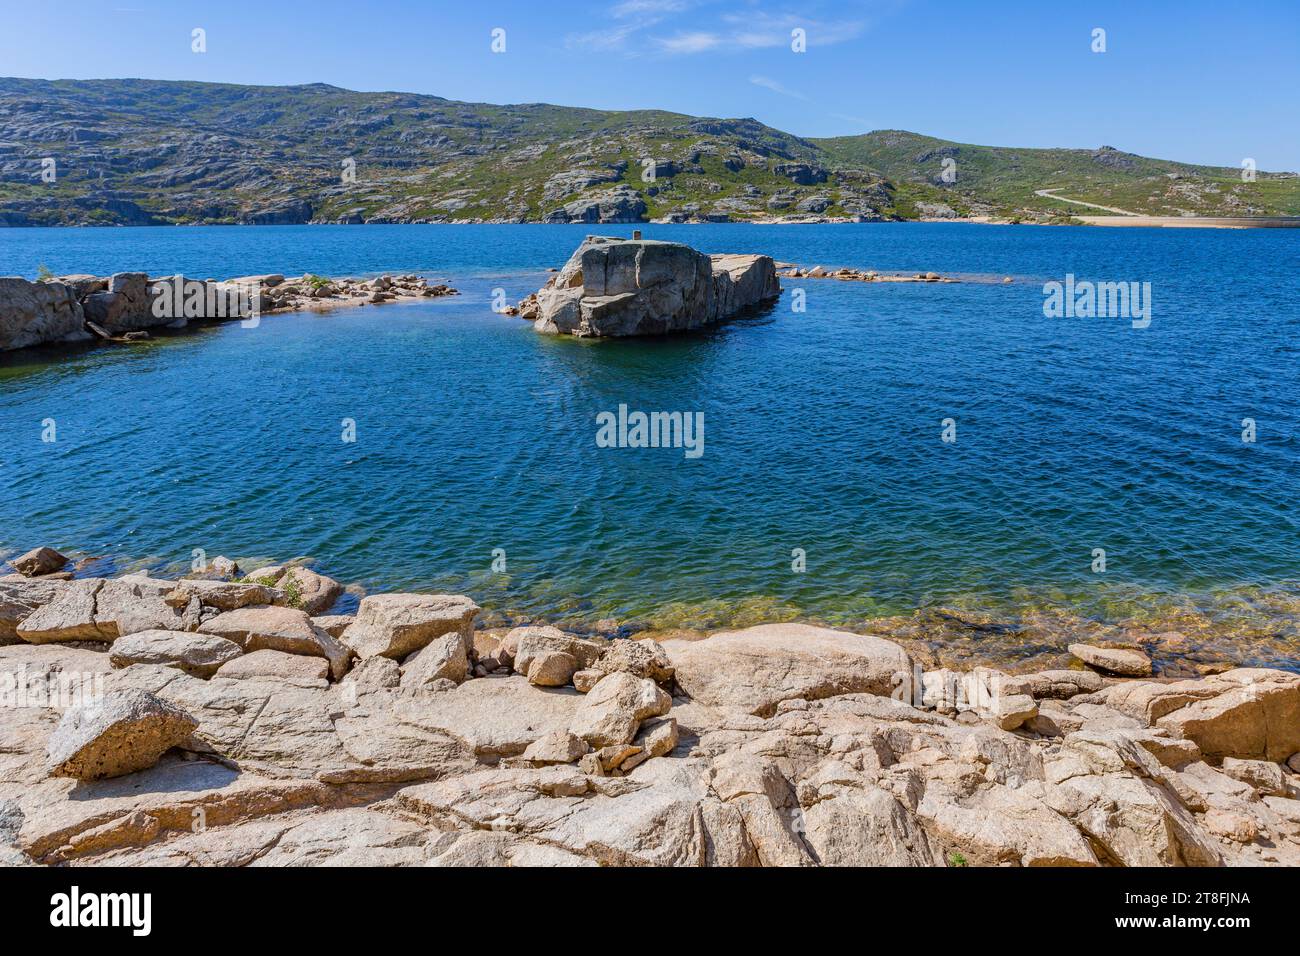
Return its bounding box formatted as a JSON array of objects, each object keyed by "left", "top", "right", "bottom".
[
  {"left": 528, "top": 236, "right": 780, "bottom": 337},
  {"left": 1069, "top": 642, "right": 1153, "bottom": 677}
]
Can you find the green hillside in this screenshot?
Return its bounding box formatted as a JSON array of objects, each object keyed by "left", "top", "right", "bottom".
[
  {"left": 816, "top": 130, "right": 1300, "bottom": 219},
  {"left": 0, "top": 78, "right": 1296, "bottom": 226}
]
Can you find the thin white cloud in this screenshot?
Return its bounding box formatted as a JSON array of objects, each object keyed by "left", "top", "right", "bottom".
[
  {"left": 612, "top": 0, "right": 688, "bottom": 16},
  {"left": 655, "top": 31, "right": 722, "bottom": 54},
  {"left": 749, "top": 74, "right": 808, "bottom": 99},
  {"left": 565, "top": 22, "right": 649, "bottom": 51},
  {"left": 734, "top": 33, "right": 785, "bottom": 49},
  {"left": 565, "top": 0, "right": 690, "bottom": 51},
  {"left": 722, "top": 11, "right": 867, "bottom": 49},
  {"left": 570, "top": 2, "right": 873, "bottom": 57}
]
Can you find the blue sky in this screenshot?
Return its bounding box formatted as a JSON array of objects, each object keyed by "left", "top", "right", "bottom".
[{"left": 2, "top": 0, "right": 1297, "bottom": 169}]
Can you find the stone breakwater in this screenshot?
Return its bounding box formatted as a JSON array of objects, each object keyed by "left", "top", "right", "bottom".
[
  {"left": 0, "top": 272, "right": 457, "bottom": 352},
  {"left": 2, "top": 546, "right": 1299, "bottom": 867},
  {"left": 516, "top": 236, "right": 781, "bottom": 337},
  {"left": 781, "top": 263, "right": 966, "bottom": 283}
]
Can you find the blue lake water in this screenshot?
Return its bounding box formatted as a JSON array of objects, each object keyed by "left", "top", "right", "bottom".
[{"left": 2, "top": 223, "right": 1298, "bottom": 667}]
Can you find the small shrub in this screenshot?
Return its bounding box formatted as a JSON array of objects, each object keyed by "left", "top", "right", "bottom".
[{"left": 279, "top": 570, "right": 304, "bottom": 610}]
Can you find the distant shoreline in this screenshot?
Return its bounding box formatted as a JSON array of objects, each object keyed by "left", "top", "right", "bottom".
[
  {"left": 4, "top": 216, "right": 1300, "bottom": 230},
  {"left": 920, "top": 215, "right": 1300, "bottom": 229},
  {"left": 1072, "top": 215, "right": 1300, "bottom": 229}
]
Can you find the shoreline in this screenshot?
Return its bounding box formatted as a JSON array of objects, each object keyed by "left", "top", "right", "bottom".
[
  {"left": 5, "top": 215, "right": 1300, "bottom": 231},
  {"left": 8, "top": 547, "right": 1299, "bottom": 678},
  {"left": 2, "top": 545, "right": 1298, "bottom": 867}
]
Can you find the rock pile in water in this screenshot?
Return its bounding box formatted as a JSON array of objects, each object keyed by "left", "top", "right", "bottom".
[
  {"left": 0, "top": 272, "right": 457, "bottom": 352},
  {"left": 782, "top": 264, "right": 959, "bottom": 282}
]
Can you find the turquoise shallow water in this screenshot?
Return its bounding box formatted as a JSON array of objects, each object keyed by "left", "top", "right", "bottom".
[{"left": 1, "top": 224, "right": 1298, "bottom": 665}]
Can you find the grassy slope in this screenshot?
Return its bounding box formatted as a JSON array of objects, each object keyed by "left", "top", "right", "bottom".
[
  {"left": 816, "top": 130, "right": 1300, "bottom": 218},
  {"left": 1, "top": 79, "right": 1297, "bottom": 224}
]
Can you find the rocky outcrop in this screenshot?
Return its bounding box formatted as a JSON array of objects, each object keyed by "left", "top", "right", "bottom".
[
  {"left": 569, "top": 672, "right": 671, "bottom": 749},
  {"left": 0, "top": 271, "right": 458, "bottom": 352},
  {"left": 0, "top": 277, "right": 88, "bottom": 350},
  {"left": 400, "top": 632, "right": 472, "bottom": 687},
  {"left": 1, "top": 554, "right": 1298, "bottom": 867},
  {"left": 524, "top": 236, "right": 780, "bottom": 337},
  {"left": 1149, "top": 669, "right": 1300, "bottom": 762},
  {"left": 183, "top": 555, "right": 241, "bottom": 581},
  {"left": 0, "top": 577, "right": 68, "bottom": 642},
  {"left": 165, "top": 579, "right": 284, "bottom": 612},
  {"left": 773, "top": 162, "right": 828, "bottom": 185},
  {"left": 82, "top": 272, "right": 157, "bottom": 332},
  {"left": 541, "top": 185, "right": 647, "bottom": 224}
]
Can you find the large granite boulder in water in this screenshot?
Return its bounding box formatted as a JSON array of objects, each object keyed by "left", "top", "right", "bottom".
[{"left": 528, "top": 236, "right": 780, "bottom": 337}]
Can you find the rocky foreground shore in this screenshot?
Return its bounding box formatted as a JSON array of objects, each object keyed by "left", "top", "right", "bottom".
[
  {"left": 1, "top": 546, "right": 1298, "bottom": 867},
  {"left": 0, "top": 272, "right": 456, "bottom": 352}
]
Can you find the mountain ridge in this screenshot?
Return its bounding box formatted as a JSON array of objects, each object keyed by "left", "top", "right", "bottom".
[{"left": 2, "top": 77, "right": 1296, "bottom": 226}]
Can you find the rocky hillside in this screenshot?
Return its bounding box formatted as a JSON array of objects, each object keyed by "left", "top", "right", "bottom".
[
  {"left": 1, "top": 77, "right": 1296, "bottom": 226},
  {"left": 819, "top": 130, "right": 1300, "bottom": 220}
]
